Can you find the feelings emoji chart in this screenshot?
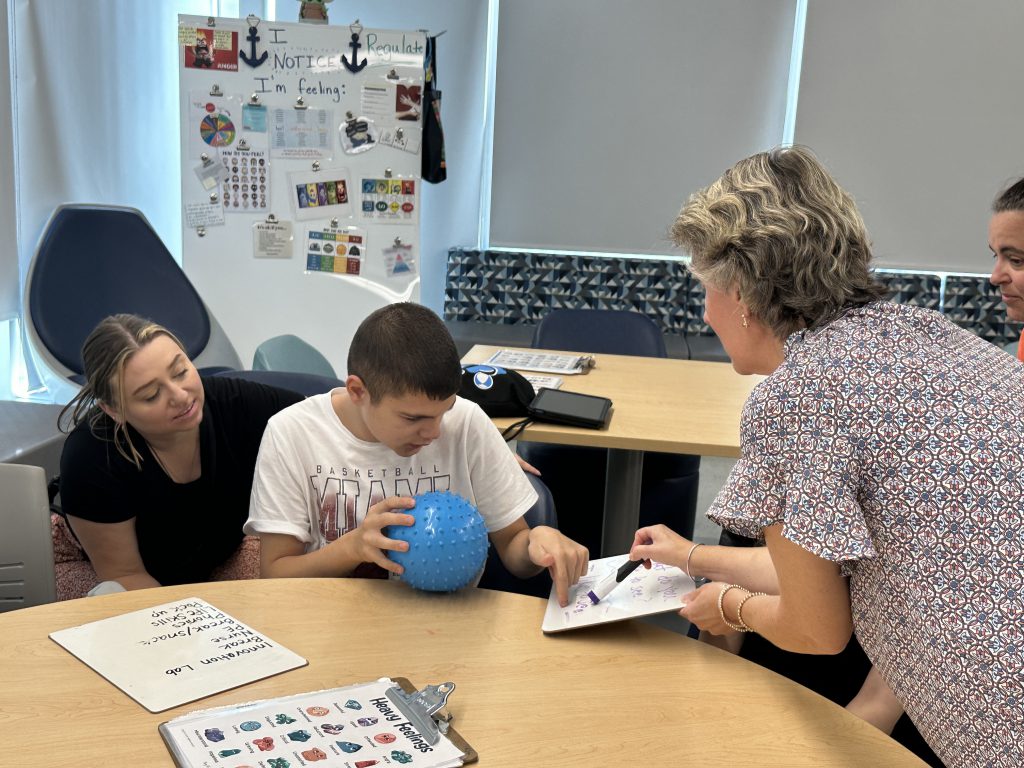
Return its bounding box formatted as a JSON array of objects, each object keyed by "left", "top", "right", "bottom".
[
  {"left": 541, "top": 555, "right": 695, "bottom": 633},
  {"left": 305, "top": 225, "right": 367, "bottom": 276},
  {"left": 49, "top": 598, "right": 307, "bottom": 712},
  {"left": 221, "top": 148, "right": 269, "bottom": 213},
  {"left": 159, "top": 678, "right": 471, "bottom": 768},
  {"left": 360, "top": 177, "right": 418, "bottom": 224}
]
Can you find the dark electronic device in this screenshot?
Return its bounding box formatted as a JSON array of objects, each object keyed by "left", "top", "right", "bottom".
[{"left": 527, "top": 388, "right": 612, "bottom": 430}]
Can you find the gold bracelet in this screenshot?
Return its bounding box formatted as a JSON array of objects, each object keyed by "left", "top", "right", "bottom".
[
  {"left": 684, "top": 542, "right": 703, "bottom": 582},
  {"left": 717, "top": 583, "right": 747, "bottom": 632},
  {"left": 736, "top": 590, "right": 767, "bottom": 632}
]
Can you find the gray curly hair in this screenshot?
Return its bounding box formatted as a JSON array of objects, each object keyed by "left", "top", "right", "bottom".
[{"left": 671, "top": 145, "right": 888, "bottom": 340}]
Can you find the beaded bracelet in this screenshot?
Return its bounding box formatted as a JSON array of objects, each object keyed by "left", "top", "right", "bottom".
[
  {"left": 684, "top": 542, "right": 704, "bottom": 582},
  {"left": 717, "top": 583, "right": 747, "bottom": 632},
  {"left": 736, "top": 590, "right": 767, "bottom": 633}
]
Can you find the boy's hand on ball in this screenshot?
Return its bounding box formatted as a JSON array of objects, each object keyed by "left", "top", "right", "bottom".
[
  {"left": 527, "top": 526, "right": 589, "bottom": 607},
  {"left": 354, "top": 496, "right": 415, "bottom": 574}
]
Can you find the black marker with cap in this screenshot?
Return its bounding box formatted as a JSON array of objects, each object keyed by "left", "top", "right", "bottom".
[{"left": 586, "top": 559, "right": 645, "bottom": 605}]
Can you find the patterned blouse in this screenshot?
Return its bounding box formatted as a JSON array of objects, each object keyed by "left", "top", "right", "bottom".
[{"left": 708, "top": 301, "right": 1024, "bottom": 768}]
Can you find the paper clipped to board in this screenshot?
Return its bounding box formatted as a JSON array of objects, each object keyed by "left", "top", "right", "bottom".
[
  {"left": 158, "top": 677, "right": 475, "bottom": 768},
  {"left": 486, "top": 349, "right": 595, "bottom": 375},
  {"left": 49, "top": 597, "right": 307, "bottom": 712},
  {"left": 542, "top": 555, "right": 696, "bottom": 633}
]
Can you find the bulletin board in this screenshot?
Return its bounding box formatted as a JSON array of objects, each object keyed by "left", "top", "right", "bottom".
[{"left": 177, "top": 14, "right": 425, "bottom": 373}]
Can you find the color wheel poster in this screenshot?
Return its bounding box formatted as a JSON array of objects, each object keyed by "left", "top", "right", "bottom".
[{"left": 188, "top": 91, "right": 242, "bottom": 160}]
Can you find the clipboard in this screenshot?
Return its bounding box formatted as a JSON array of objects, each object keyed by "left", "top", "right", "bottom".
[
  {"left": 485, "top": 349, "right": 596, "bottom": 375},
  {"left": 158, "top": 676, "right": 478, "bottom": 767}
]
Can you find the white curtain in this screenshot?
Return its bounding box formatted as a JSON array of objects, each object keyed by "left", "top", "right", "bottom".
[
  {"left": 0, "top": 0, "right": 17, "bottom": 321},
  {"left": 9, "top": 1, "right": 222, "bottom": 285}
]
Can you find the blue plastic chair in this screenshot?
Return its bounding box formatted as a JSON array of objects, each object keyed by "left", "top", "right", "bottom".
[
  {"left": 25, "top": 204, "right": 242, "bottom": 402},
  {"left": 213, "top": 369, "right": 344, "bottom": 398},
  {"left": 522, "top": 309, "right": 701, "bottom": 553},
  {"left": 478, "top": 473, "right": 559, "bottom": 598},
  {"left": 532, "top": 308, "right": 668, "bottom": 357},
  {"left": 252, "top": 334, "right": 337, "bottom": 378}
]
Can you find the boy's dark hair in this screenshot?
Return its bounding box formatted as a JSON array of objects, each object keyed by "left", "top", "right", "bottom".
[
  {"left": 348, "top": 302, "right": 462, "bottom": 402},
  {"left": 993, "top": 177, "right": 1024, "bottom": 213}
]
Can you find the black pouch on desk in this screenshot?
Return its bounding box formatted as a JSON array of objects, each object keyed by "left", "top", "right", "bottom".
[
  {"left": 459, "top": 364, "right": 535, "bottom": 417},
  {"left": 527, "top": 388, "right": 612, "bottom": 429}
]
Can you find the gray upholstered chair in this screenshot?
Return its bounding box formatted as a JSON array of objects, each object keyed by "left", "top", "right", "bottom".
[{"left": 0, "top": 464, "right": 56, "bottom": 611}]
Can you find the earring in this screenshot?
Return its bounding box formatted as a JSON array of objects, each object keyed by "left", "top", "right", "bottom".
[{"left": 741, "top": 314, "right": 749, "bottom": 328}]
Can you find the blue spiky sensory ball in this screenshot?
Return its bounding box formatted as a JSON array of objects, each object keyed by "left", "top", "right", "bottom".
[{"left": 386, "top": 490, "right": 488, "bottom": 592}]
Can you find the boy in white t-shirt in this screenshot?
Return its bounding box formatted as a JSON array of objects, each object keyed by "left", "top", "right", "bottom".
[{"left": 245, "top": 303, "right": 588, "bottom": 605}]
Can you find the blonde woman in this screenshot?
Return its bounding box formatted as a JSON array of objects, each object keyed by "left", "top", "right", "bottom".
[
  {"left": 56, "top": 314, "right": 302, "bottom": 597},
  {"left": 634, "top": 147, "right": 1023, "bottom": 768}
]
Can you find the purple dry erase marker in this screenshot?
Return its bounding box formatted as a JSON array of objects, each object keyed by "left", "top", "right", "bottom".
[{"left": 587, "top": 558, "right": 645, "bottom": 604}]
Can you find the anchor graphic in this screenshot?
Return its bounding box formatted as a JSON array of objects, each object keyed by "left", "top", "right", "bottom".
[
  {"left": 239, "top": 16, "right": 268, "bottom": 68},
  {"left": 342, "top": 22, "right": 367, "bottom": 73}
]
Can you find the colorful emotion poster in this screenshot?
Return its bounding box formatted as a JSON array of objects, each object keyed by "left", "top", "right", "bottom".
[{"left": 183, "top": 28, "right": 238, "bottom": 71}]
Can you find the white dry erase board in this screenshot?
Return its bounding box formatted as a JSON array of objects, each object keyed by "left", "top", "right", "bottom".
[
  {"left": 49, "top": 597, "right": 307, "bottom": 712},
  {"left": 178, "top": 15, "right": 426, "bottom": 376},
  {"left": 542, "top": 555, "right": 695, "bottom": 633}
]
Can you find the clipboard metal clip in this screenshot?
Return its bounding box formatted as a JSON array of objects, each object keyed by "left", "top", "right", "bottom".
[{"left": 385, "top": 681, "right": 456, "bottom": 746}]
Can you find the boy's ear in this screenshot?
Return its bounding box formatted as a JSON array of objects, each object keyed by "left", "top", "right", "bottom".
[{"left": 345, "top": 374, "right": 370, "bottom": 404}]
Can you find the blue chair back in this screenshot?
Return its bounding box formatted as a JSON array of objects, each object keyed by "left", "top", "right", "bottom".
[
  {"left": 478, "top": 473, "right": 558, "bottom": 598},
  {"left": 532, "top": 309, "right": 667, "bottom": 358},
  {"left": 25, "top": 204, "right": 241, "bottom": 399},
  {"left": 214, "top": 369, "right": 344, "bottom": 398},
  {"left": 525, "top": 309, "right": 699, "bottom": 550},
  {"left": 252, "top": 334, "right": 337, "bottom": 378}
]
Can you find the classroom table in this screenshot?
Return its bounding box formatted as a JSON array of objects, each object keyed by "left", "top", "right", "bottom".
[
  {"left": 461, "top": 345, "right": 762, "bottom": 554},
  {"left": 0, "top": 579, "right": 927, "bottom": 767}
]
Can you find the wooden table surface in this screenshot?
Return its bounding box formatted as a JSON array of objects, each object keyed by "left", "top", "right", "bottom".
[
  {"left": 0, "top": 579, "right": 927, "bottom": 767},
  {"left": 462, "top": 345, "right": 761, "bottom": 457}
]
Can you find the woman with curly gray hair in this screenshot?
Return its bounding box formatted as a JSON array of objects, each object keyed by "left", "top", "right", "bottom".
[{"left": 631, "top": 146, "right": 1023, "bottom": 768}]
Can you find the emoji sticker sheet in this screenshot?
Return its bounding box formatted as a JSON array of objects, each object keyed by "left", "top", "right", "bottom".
[
  {"left": 541, "top": 555, "right": 695, "bottom": 633},
  {"left": 159, "top": 678, "right": 469, "bottom": 768},
  {"left": 359, "top": 177, "right": 417, "bottom": 225}
]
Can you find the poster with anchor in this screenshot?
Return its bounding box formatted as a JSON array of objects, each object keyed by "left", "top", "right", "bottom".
[{"left": 177, "top": 14, "right": 426, "bottom": 376}]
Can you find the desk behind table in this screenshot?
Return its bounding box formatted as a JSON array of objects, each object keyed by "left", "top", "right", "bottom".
[{"left": 461, "top": 346, "right": 759, "bottom": 554}]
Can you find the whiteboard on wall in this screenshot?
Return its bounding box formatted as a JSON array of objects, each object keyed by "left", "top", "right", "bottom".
[{"left": 177, "top": 15, "right": 425, "bottom": 374}]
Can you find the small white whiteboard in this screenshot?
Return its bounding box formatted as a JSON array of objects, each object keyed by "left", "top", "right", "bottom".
[
  {"left": 542, "top": 555, "right": 695, "bottom": 633},
  {"left": 50, "top": 597, "right": 307, "bottom": 712}
]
